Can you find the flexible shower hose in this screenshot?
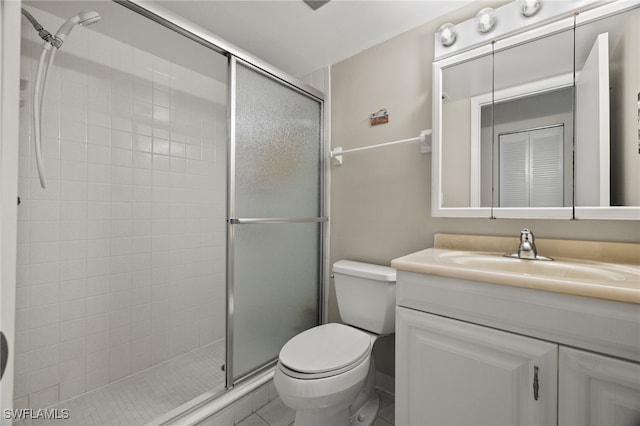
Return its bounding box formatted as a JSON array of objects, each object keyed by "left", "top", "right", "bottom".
[{"left": 32, "top": 42, "right": 57, "bottom": 189}]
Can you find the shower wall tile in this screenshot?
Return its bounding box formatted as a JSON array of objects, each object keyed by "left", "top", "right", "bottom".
[
  {"left": 59, "top": 377, "right": 85, "bottom": 401},
  {"left": 18, "top": 5, "right": 227, "bottom": 410}
]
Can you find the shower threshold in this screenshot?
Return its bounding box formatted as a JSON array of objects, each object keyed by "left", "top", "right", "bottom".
[{"left": 17, "top": 340, "right": 226, "bottom": 426}]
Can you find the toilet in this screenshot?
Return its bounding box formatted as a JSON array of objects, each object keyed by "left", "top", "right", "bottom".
[{"left": 274, "top": 260, "right": 396, "bottom": 426}]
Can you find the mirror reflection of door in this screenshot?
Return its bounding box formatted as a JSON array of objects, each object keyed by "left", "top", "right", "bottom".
[
  {"left": 499, "top": 125, "right": 564, "bottom": 207},
  {"left": 575, "top": 32, "right": 610, "bottom": 207}
]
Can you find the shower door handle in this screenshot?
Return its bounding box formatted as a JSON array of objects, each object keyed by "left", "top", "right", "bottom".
[
  {"left": 1, "top": 331, "right": 8, "bottom": 381},
  {"left": 228, "top": 217, "right": 328, "bottom": 224}
]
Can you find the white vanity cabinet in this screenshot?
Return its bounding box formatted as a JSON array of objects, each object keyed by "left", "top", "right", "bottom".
[
  {"left": 395, "top": 270, "right": 640, "bottom": 426},
  {"left": 396, "top": 307, "right": 557, "bottom": 426}
]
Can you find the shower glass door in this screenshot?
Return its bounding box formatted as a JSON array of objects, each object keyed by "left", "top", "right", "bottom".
[{"left": 227, "top": 58, "right": 325, "bottom": 383}]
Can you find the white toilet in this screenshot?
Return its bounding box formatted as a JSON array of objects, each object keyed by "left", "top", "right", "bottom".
[{"left": 274, "top": 260, "right": 396, "bottom": 426}]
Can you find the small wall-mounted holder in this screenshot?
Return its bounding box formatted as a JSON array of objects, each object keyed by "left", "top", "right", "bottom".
[
  {"left": 418, "top": 129, "right": 432, "bottom": 153},
  {"left": 330, "top": 129, "right": 432, "bottom": 166},
  {"left": 370, "top": 108, "right": 389, "bottom": 126},
  {"left": 331, "top": 146, "right": 344, "bottom": 166}
]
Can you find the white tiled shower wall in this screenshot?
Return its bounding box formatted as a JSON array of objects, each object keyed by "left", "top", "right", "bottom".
[{"left": 15, "top": 6, "right": 228, "bottom": 409}]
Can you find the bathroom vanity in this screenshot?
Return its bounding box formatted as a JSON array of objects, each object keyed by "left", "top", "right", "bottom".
[{"left": 392, "top": 234, "right": 640, "bottom": 426}]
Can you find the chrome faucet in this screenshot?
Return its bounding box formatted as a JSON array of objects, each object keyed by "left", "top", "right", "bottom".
[
  {"left": 517, "top": 228, "right": 537, "bottom": 260},
  {"left": 504, "top": 228, "right": 553, "bottom": 261}
]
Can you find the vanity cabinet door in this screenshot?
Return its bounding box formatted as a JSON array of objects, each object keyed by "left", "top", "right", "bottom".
[
  {"left": 559, "top": 347, "right": 640, "bottom": 425},
  {"left": 396, "top": 307, "right": 557, "bottom": 426}
]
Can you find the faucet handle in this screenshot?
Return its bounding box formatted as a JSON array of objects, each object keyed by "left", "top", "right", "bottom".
[
  {"left": 520, "top": 228, "right": 534, "bottom": 243},
  {"left": 518, "top": 228, "right": 537, "bottom": 260}
]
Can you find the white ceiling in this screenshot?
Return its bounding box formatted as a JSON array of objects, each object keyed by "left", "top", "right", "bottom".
[
  {"left": 158, "top": 0, "right": 476, "bottom": 78},
  {"left": 26, "top": 0, "right": 477, "bottom": 79}
]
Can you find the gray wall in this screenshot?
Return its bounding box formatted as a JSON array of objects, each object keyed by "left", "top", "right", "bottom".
[{"left": 329, "top": 0, "right": 640, "bottom": 378}]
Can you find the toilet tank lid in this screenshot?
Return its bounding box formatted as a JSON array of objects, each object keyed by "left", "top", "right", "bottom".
[{"left": 332, "top": 260, "right": 396, "bottom": 282}]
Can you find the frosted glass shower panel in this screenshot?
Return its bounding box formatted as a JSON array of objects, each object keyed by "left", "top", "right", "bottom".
[
  {"left": 232, "top": 223, "right": 320, "bottom": 379},
  {"left": 229, "top": 61, "right": 323, "bottom": 383},
  {"left": 235, "top": 63, "right": 321, "bottom": 218}
]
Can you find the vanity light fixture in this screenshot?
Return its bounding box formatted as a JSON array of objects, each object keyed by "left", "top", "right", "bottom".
[
  {"left": 520, "top": 0, "right": 542, "bottom": 17},
  {"left": 475, "top": 7, "right": 497, "bottom": 33},
  {"left": 437, "top": 22, "right": 457, "bottom": 47}
]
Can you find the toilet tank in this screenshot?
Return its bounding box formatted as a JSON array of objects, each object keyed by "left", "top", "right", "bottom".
[{"left": 332, "top": 260, "right": 396, "bottom": 335}]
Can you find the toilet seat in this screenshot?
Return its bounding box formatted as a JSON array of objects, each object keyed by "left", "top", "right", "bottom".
[{"left": 279, "top": 323, "right": 371, "bottom": 379}]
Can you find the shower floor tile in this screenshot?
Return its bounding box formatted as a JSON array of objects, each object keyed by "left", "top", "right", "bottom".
[{"left": 17, "top": 340, "right": 226, "bottom": 426}]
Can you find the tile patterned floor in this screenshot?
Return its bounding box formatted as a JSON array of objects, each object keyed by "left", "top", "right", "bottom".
[
  {"left": 14, "top": 337, "right": 395, "bottom": 426},
  {"left": 236, "top": 390, "right": 395, "bottom": 426},
  {"left": 17, "top": 340, "right": 226, "bottom": 426}
]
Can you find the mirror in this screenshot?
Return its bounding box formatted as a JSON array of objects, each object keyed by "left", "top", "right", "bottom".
[
  {"left": 440, "top": 26, "right": 574, "bottom": 212},
  {"left": 433, "top": 1, "right": 640, "bottom": 220},
  {"left": 440, "top": 53, "right": 493, "bottom": 208},
  {"left": 491, "top": 28, "right": 574, "bottom": 209},
  {"left": 575, "top": 7, "right": 640, "bottom": 209}
]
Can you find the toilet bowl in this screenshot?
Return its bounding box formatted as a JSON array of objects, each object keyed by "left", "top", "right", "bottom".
[{"left": 274, "top": 261, "right": 396, "bottom": 426}]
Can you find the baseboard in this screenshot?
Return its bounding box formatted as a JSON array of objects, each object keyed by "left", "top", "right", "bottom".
[{"left": 375, "top": 371, "right": 395, "bottom": 396}]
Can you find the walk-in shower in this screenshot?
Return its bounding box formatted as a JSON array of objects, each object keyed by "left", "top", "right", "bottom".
[
  {"left": 12, "top": 1, "right": 324, "bottom": 424},
  {"left": 22, "top": 8, "right": 101, "bottom": 189}
]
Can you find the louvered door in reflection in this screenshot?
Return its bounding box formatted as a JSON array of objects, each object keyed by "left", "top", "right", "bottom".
[{"left": 499, "top": 125, "right": 563, "bottom": 207}]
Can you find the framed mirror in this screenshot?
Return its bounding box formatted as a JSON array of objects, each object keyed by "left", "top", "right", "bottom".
[{"left": 432, "top": 0, "right": 640, "bottom": 220}]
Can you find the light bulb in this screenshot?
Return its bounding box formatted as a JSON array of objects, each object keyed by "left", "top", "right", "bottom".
[
  {"left": 521, "top": 0, "right": 542, "bottom": 17},
  {"left": 437, "top": 23, "right": 457, "bottom": 47},
  {"left": 475, "top": 7, "right": 497, "bottom": 33}
]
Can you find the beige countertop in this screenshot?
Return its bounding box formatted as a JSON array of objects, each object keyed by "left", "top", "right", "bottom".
[{"left": 391, "top": 234, "right": 640, "bottom": 304}]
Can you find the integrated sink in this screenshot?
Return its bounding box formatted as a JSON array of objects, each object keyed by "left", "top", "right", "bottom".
[
  {"left": 390, "top": 234, "right": 640, "bottom": 304},
  {"left": 439, "top": 251, "right": 636, "bottom": 282}
]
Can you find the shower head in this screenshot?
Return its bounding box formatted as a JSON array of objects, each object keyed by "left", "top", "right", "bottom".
[
  {"left": 77, "top": 10, "right": 101, "bottom": 26},
  {"left": 54, "top": 10, "right": 101, "bottom": 45}
]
